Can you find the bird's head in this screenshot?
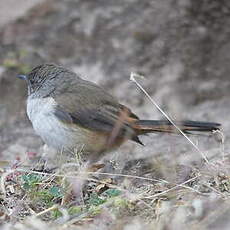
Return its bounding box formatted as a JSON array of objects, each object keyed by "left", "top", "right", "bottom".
[{"left": 17, "top": 63, "right": 66, "bottom": 95}]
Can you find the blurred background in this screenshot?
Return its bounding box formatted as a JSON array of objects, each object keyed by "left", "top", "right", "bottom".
[
  {"left": 0, "top": 0, "right": 229, "bottom": 161},
  {"left": 0, "top": 0, "right": 230, "bottom": 162},
  {"left": 0, "top": 0, "right": 230, "bottom": 229}
]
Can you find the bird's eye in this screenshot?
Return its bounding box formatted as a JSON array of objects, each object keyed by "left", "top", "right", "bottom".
[{"left": 17, "top": 75, "right": 27, "bottom": 80}]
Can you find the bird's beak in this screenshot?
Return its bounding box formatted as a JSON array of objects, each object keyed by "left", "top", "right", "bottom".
[{"left": 17, "top": 74, "right": 27, "bottom": 80}]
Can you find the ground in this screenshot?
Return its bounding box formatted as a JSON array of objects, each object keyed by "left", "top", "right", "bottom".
[{"left": 0, "top": 0, "right": 230, "bottom": 229}]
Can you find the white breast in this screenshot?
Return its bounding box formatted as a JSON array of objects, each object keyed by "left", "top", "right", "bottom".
[{"left": 26, "top": 97, "right": 85, "bottom": 151}]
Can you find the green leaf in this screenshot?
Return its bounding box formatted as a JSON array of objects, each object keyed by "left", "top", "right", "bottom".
[
  {"left": 88, "top": 206, "right": 102, "bottom": 216},
  {"left": 49, "top": 186, "right": 63, "bottom": 198},
  {"left": 21, "top": 174, "right": 42, "bottom": 189},
  {"left": 51, "top": 209, "right": 62, "bottom": 219},
  {"left": 103, "top": 189, "right": 121, "bottom": 197},
  {"left": 68, "top": 206, "right": 82, "bottom": 215},
  {"left": 88, "top": 193, "right": 106, "bottom": 206}
]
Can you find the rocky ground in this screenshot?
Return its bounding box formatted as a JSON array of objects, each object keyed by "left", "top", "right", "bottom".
[{"left": 0, "top": 0, "right": 230, "bottom": 229}]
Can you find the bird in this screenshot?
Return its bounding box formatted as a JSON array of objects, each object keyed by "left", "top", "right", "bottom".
[{"left": 18, "top": 63, "right": 221, "bottom": 163}]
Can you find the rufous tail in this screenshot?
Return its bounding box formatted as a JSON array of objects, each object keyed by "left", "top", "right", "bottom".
[{"left": 133, "top": 120, "right": 221, "bottom": 135}]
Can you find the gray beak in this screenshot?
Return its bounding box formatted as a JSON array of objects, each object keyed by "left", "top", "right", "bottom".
[{"left": 17, "top": 75, "right": 27, "bottom": 80}]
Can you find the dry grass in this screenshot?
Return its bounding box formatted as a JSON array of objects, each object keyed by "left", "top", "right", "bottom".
[
  {"left": 1, "top": 155, "right": 230, "bottom": 230},
  {"left": 0, "top": 78, "right": 229, "bottom": 230}
]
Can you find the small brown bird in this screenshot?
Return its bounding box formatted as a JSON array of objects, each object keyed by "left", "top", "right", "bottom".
[{"left": 18, "top": 63, "right": 220, "bottom": 163}]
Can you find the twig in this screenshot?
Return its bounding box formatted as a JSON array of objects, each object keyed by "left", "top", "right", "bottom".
[
  {"left": 143, "top": 175, "right": 200, "bottom": 199},
  {"left": 15, "top": 168, "right": 205, "bottom": 196},
  {"left": 130, "top": 72, "right": 211, "bottom": 165},
  {"left": 35, "top": 204, "right": 58, "bottom": 217}
]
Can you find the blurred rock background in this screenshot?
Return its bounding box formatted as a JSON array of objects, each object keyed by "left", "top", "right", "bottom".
[
  {"left": 0, "top": 0, "right": 229, "bottom": 169},
  {"left": 1, "top": 0, "right": 230, "bottom": 229}
]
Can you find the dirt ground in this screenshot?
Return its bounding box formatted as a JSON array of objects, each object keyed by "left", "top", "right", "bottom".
[{"left": 1, "top": 0, "right": 230, "bottom": 229}]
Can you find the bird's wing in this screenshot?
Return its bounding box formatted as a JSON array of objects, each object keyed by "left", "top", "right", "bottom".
[{"left": 51, "top": 78, "right": 138, "bottom": 138}]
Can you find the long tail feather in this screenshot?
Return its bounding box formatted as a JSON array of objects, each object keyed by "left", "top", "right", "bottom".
[{"left": 133, "top": 120, "right": 221, "bottom": 135}]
